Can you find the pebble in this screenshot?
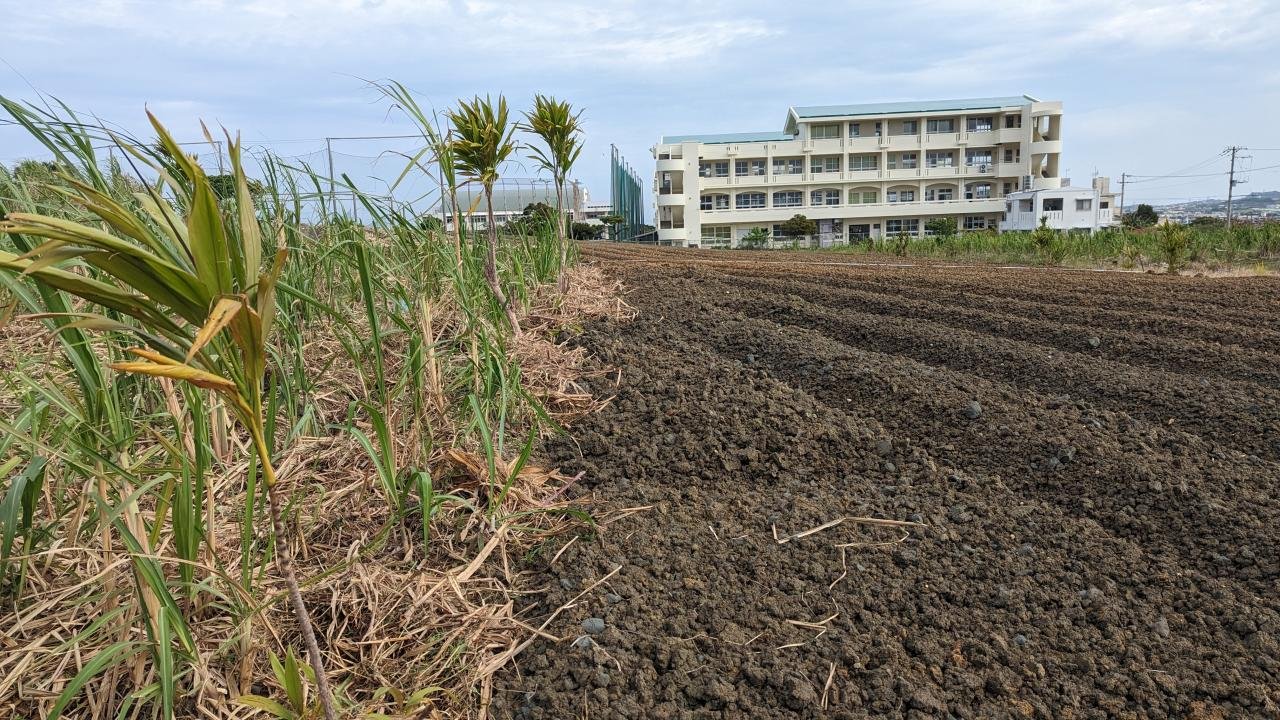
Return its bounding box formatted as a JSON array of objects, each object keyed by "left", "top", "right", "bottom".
[
  {"left": 1016, "top": 543, "right": 1034, "bottom": 557},
  {"left": 582, "top": 618, "right": 606, "bottom": 635},
  {"left": 875, "top": 439, "right": 894, "bottom": 457},
  {"left": 1013, "top": 634, "right": 1028, "bottom": 647},
  {"left": 746, "top": 353, "right": 756, "bottom": 364},
  {"left": 605, "top": 593, "right": 623, "bottom": 605},
  {"left": 559, "top": 578, "right": 576, "bottom": 590},
  {"left": 1087, "top": 336, "right": 1101, "bottom": 348},
  {"left": 963, "top": 401, "right": 983, "bottom": 419},
  {"left": 1152, "top": 617, "right": 1170, "bottom": 639},
  {"left": 571, "top": 636, "right": 595, "bottom": 650},
  {"left": 884, "top": 462, "right": 897, "bottom": 473}
]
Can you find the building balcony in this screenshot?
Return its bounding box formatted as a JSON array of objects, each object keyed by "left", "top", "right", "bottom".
[
  {"left": 885, "top": 135, "right": 920, "bottom": 149},
  {"left": 845, "top": 168, "right": 881, "bottom": 181},
  {"left": 696, "top": 196, "right": 1007, "bottom": 220},
  {"left": 845, "top": 136, "right": 881, "bottom": 152},
  {"left": 924, "top": 165, "right": 959, "bottom": 177},
  {"left": 656, "top": 193, "right": 685, "bottom": 206},
  {"left": 802, "top": 137, "right": 845, "bottom": 153},
  {"left": 884, "top": 167, "right": 921, "bottom": 180},
  {"left": 658, "top": 219, "right": 685, "bottom": 229},
  {"left": 1030, "top": 139, "right": 1062, "bottom": 155},
  {"left": 655, "top": 158, "right": 685, "bottom": 171},
  {"left": 698, "top": 175, "right": 733, "bottom": 187},
  {"left": 926, "top": 132, "right": 960, "bottom": 145},
  {"left": 657, "top": 227, "right": 687, "bottom": 243}
]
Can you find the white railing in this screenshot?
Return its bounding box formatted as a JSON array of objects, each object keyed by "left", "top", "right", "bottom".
[{"left": 699, "top": 197, "right": 1005, "bottom": 214}]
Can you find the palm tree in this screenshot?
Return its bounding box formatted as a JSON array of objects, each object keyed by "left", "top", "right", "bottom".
[
  {"left": 521, "top": 95, "right": 584, "bottom": 292},
  {"left": 0, "top": 115, "right": 338, "bottom": 720},
  {"left": 447, "top": 95, "right": 520, "bottom": 331}
]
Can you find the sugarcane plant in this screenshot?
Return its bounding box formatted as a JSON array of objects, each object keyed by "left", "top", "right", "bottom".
[
  {"left": 447, "top": 95, "right": 521, "bottom": 332},
  {"left": 0, "top": 114, "right": 338, "bottom": 719},
  {"left": 521, "top": 95, "right": 584, "bottom": 293}
]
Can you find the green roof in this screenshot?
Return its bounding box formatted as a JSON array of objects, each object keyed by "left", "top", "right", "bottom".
[
  {"left": 791, "top": 95, "right": 1037, "bottom": 119},
  {"left": 661, "top": 131, "right": 794, "bottom": 144}
]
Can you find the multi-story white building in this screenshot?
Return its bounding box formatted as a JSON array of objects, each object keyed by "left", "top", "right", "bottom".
[{"left": 652, "top": 95, "right": 1063, "bottom": 247}]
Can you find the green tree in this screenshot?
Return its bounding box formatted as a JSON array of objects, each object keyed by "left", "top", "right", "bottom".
[
  {"left": 779, "top": 214, "right": 817, "bottom": 246},
  {"left": 1156, "top": 221, "right": 1189, "bottom": 274},
  {"left": 925, "top": 216, "right": 957, "bottom": 238},
  {"left": 522, "top": 95, "right": 585, "bottom": 292},
  {"left": 570, "top": 222, "right": 604, "bottom": 240},
  {"left": 600, "top": 213, "right": 625, "bottom": 240},
  {"left": 448, "top": 95, "right": 521, "bottom": 331},
  {"left": 1124, "top": 203, "right": 1159, "bottom": 228},
  {"left": 740, "top": 227, "right": 771, "bottom": 249},
  {"left": 209, "top": 173, "right": 265, "bottom": 201}
]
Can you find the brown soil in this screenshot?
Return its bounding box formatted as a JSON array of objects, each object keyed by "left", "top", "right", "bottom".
[{"left": 493, "top": 245, "right": 1280, "bottom": 719}]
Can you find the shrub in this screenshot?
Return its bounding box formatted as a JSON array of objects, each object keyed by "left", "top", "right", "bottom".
[
  {"left": 740, "top": 227, "right": 771, "bottom": 249},
  {"left": 1156, "top": 222, "right": 1189, "bottom": 274}
]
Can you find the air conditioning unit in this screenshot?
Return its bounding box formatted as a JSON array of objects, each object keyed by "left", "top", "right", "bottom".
[
  {"left": 978, "top": 164, "right": 989, "bottom": 173},
  {"left": 1021, "top": 175, "right": 1033, "bottom": 190}
]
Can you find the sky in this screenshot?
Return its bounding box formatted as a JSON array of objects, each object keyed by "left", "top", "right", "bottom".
[{"left": 3, "top": 0, "right": 1280, "bottom": 211}]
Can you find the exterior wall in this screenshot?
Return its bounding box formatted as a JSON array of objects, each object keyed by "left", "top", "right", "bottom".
[
  {"left": 1000, "top": 187, "right": 1113, "bottom": 233},
  {"left": 653, "top": 97, "right": 1064, "bottom": 248}
]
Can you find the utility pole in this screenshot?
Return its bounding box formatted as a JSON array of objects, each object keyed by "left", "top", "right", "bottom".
[
  {"left": 325, "top": 137, "right": 336, "bottom": 216},
  {"left": 1118, "top": 172, "right": 1127, "bottom": 224},
  {"left": 1225, "top": 146, "right": 1246, "bottom": 231}
]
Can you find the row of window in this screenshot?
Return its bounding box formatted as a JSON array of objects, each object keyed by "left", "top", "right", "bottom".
[
  {"left": 700, "top": 215, "right": 994, "bottom": 241},
  {"left": 1013, "top": 198, "right": 1094, "bottom": 212},
  {"left": 811, "top": 115, "right": 1019, "bottom": 140},
  {"left": 700, "top": 184, "right": 996, "bottom": 210},
  {"left": 700, "top": 149, "right": 1017, "bottom": 177}
]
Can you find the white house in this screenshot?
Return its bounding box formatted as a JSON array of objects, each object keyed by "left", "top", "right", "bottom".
[{"left": 999, "top": 186, "right": 1116, "bottom": 233}]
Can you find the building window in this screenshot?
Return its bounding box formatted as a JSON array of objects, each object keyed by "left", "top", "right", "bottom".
[
  {"left": 889, "top": 152, "right": 917, "bottom": 170},
  {"left": 1003, "top": 148, "right": 1020, "bottom": 163},
  {"left": 736, "top": 192, "right": 766, "bottom": 209},
  {"left": 887, "top": 189, "right": 916, "bottom": 203},
  {"left": 964, "top": 216, "right": 988, "bottom": 230},
  {"left": 1018, "top": 199, "right": 1033, "bottom": 212},
  {"left": 849, "top": 224, "right": 871, "bottom": 239},
  {"left": 966, "top": 183, "right": 993, "bottom": 200},
  {"left": 1076, "top": 198, "right": 1093, "bottom": 211},
  {"left": 701, "top": 225, "right": 732, "bottom": 241},
  {"left": 901, "top": 120, "right": 919, "bottom": 135},
  {"left": 849, "top": 189, "right": 878, "bottom": 204},
  {"left": 886, "top": 218, "right": 920, "bottom": 234},
  {"left": 735, "top": 159, "right": 766, "bottom": 176},
  {"left": 925, "top": 187, "right": 954, "bottom": 201},
  {"left": 1100, "top": 201, "right": 1110, "bottom": 209},
  {"left": 926, "top": 151, "right": 954, "bottom": 168},
  {"left": 1043, "top": 198, "right": 1064, "bottom": 211},
  {"left": 965, "top": 150, "right": 993, "bottom": 167},
  {"left": 1004, "top": 114, "right": 1022, "bottom": 129},
  {"left": 700, "top": 161, "right": 728, "bottom": 178},
  {"left": 968, "top": 116, "right": 994, "bottom": 132},
  {"left": 773, "top": 191, "right": 802, "bottom": 207},
  {"left": 927, "top": 118, "right": 954, "bottom": 134},
  {"left": 771, "top": 224, "right": 785, "bottom": 238},
  {"left": 1002, "top": 182, "right": 1014, "bottom": 195},
  {"left": 849, "top": 123, "right": 861, "bottom": 138},
  {"left": 811, "top": 123, "right": 841, "bottom": 139},
  {"left": 773, "top": 158, "right": 803, "bottom": 175},
  {"left": 849, "top": 154, "right": 878, "bottom": 171},
  {"left": 810, "top": 189, "right": 840, "bottom": 206},
  {"left": 810, "top": 156, "right": 840, "bottom": 174},
  {"left": 700, "top": 194, "right": 729, "bottom": 211}
]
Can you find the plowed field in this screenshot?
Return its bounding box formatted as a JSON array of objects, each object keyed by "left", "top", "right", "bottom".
[{"left": 494, "top": 244, "right": 1280, "bottom": 719}]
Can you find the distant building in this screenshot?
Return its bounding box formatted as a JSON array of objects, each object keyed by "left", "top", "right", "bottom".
[
  {"left": 651, "top": 95, "right": 1064, "bottom": 248},
  {"left": 1093, "top": 176, "right": 1120, "bottom": 222},
  {"left": 429, "top": 180, "right": 586, "bottom": 231},
  {"left": 1000, "top": 186, "right": 1116, "bottom": 233}
]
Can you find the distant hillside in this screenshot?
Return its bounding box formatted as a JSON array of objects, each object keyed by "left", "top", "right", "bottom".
[{"left": 1152, "top": 191, "right": 1280, "bottom": 214}]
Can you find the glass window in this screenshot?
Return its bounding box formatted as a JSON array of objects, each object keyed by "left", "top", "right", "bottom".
[
  {"left": 1043, "top": 197, "right": 1063, "bottom": 211},
  {"left": 773, "top": 191, "right": 802, "bottom": 207},
  {"left": 773, "top": 158, "right": 803, "bottom": 175},
  {"left": 887, "top": 189, "right": 915, "bottom": 203},
  {"left": 964, "top": 216, "right": 988, "bottom": 230},
  {"left": 1003, "top": 148, "right": 1020, "bottom": 163},
  {"left": 736, "top": 159, "right": 766, "bottom": 176},
  {"left": 1019, "top": 199, "right": 1033, "bottom": 212},
  {"left": 848, "top": 123, "right": 861, "bottom": 138},
  {"left": 810, "top": 156, "right": 840, "bottom": 173},
  {"left": 736, "top": 192, "right": 766, "bottom": 209},
  {"left": 925, "top": 187, "right": 954, "bottom": 201},
  {"left": 700, "top": 161, "right": 728, "bottom": 177},
  {"left": 927, "top": 118, "right": 954, "bottom": 133},
  {"left": 811, "top": 123, "right": 841, "bottom": 139},
  {"left": 1004, "top": 114, "right": 1022, "bottom": 129},
  {"left": 1076, "top": 198, "right": 1093, "bottom": 211},
  {"left": 810, "top": 189, "right": 840, "bottom": 206},
  {"left": 968, "top": 116, "right": 994, "bottom": 132},
  {"left": 966, "top": 150, "right": 993, "bottom": 167},
  {"left": 700, "top": 194, "right": 729, "bottom": 210},
  {"left": 966, "top": 183, "right": 992, "bottom": 200},
  {"left": 849, "top": 154, "right": 878, "bottom": 171},
  {"left": 901, "top": 153, "right": 917, "bottom": 169},
  {"left": 901, "top": 120, "right": 918, "bottom": 134},
  {"left": 926, "top": 151, "right": 954, "bottom": 168},
  {"left": 885, "top": 219, "right": 920, "bottom": 234},
  {"left": 849, "top": 189, "right": 878, "bottom": 204},
  {"left": 701, "top": 226, "right": 732, "bottom": 240}
]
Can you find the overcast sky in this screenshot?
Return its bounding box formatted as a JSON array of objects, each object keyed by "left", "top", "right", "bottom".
[{"left": 3, "top": 0, "right": 1279, "bottom": 209}]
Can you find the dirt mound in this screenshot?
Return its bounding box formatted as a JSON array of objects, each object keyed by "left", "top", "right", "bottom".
[{"left": 494, "top": 247, "right": 1280, "bottom": 719}]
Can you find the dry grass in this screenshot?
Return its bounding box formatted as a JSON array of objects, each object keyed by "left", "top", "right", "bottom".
[{"left": 0, "top": 264, "right": 633, "bottom": 719}]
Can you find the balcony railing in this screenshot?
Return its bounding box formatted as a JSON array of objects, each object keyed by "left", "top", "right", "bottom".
[
  {"left": 659, "top": 220, "right": 685, "bottom": 229},
  {"left": 698, "top": 196, "right": 1007, "bottom": 213}
]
